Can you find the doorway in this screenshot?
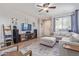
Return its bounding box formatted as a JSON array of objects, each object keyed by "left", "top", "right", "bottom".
[{"left": 42, "top": 20, "right": 51, "bottom": 36}]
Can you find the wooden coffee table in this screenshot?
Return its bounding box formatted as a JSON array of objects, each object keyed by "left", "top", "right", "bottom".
[
  {"left": 63, "top": 44, "right": 79, "bottom": 52},
  {"left": 6, "top": 51, "right": 22, "bottom": 56},
  {"left": 6, "top": 50, "right": 32, "bottom": 56},
  {"left": 0, "top": 41, "right": 32, "bottom": 56}
]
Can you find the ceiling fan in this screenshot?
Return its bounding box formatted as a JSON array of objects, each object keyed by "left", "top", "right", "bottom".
[{"left": 37, "top": 3, "right": 56, "bottom": 13}]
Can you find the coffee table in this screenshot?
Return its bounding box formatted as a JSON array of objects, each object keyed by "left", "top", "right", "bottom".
[
  {"left": 63, "top": 44, "right": 79, "bottom": 52},
  {"left": 0, "top": 41, "right": 32, "bottom": 56},
  {"left": 6, "top": 50, "right": 32, "bottom": 56}
]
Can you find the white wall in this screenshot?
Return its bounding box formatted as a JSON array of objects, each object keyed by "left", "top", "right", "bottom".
[
  {"left": 17, "top": 16, "right": 38, "bottom": 33},
  {"left": 0, "top": 15, "right": 38, "bottom": 43}
]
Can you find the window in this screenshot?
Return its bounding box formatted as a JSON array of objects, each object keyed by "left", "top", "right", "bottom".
[
  {"left": 55, "top": 16, "right": 71, "bottom": 31},
  {"left": 62, "top": 16, "right": 71, "bottom": 30},
  {"left": 55, "top": 18, "right": 62, "bottom": 31}
]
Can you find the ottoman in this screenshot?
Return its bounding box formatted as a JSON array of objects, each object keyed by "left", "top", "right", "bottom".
[{"left": 40, "top": 37, "right": 56, "bottom": 48}]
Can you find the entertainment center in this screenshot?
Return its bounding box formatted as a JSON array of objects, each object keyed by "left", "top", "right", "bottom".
[
  {"left": 19, "top": 23, "right": 37, "bottom": 42},
  {"left": 2, "top": 22, "right": 37, "bottom": 47}
]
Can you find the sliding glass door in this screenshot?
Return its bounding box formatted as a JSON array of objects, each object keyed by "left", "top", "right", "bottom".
[{"left": 55, "top": 16, "right": 71, "bottom": 32}]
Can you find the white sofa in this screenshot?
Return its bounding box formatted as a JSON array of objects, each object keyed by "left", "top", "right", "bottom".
[
  {"left": 54, "top": 31, "right": 72, "bottom": 37},
  {"left": 40, "top": 37, "right": 56, "bottom": 47},
  {"left": 59, "top": 33, "right": 79, "bottom": 56}
]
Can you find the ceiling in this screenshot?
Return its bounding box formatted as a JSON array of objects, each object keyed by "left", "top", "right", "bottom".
[{"left": 0, "top": 3, "right": 79, "bottom": 18}]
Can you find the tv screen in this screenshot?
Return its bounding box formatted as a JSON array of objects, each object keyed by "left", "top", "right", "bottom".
[{"left": 21, "top": 23, "right": 31, "bottom": 31}]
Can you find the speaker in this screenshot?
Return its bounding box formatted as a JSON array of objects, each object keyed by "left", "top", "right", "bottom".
[
  {"left": 34, "top": 29, "right": 37, "bottom": 38},
  {"left": 13, "top": 26, "right": 19, "bottom": 44}
]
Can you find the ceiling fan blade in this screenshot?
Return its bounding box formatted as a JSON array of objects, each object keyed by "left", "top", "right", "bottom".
[
  {"left": 48, "top": 6, "right": 56, "bottom": 9},
  {"left": 37, "top": 5, "right": 42, "bottom": 7},
  {"left": 39, "top": 9, "right": 43, "bottom": 12},
  {"left": 43, "top": 3, "right": 50, "bottom": 7}
]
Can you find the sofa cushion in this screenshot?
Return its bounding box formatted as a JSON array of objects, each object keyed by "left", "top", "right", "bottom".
[
  {"left": 69, "top": 33, "right": 79, "bottom": 42},
  {"left": 70, "top": 38, "right": 79, "bottom": 43},
  {"left": 54, "top": 31, "right": 72, "bottom": 37},
  {"left": 72, "top": 33, "right": 79, "bottom": 39}
]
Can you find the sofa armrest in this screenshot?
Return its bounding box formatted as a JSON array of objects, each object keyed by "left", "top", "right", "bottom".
[
  {"left": 59, "top": 39, "right": 79, "bottom": 46},
  {"left": 59, "top": 40, "right": 79, "bottom": 56}
]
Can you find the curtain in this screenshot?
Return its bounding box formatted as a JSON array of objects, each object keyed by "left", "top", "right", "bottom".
[
  {"left": 53, "top": 18, "right": 55, "bottom": 32},
  {"left": 71, "top": 10, "right": 78, "bottom": 33}
]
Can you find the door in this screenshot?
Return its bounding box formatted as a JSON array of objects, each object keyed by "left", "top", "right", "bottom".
[{"left": 42, "top": 20, "right": 51, "bottom": 36}]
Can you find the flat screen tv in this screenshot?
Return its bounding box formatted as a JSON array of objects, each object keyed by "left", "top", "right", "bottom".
[{"left": 21, "top": 23, "right": 32, "bottom": 31}]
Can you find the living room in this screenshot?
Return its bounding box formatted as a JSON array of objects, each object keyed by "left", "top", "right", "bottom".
[{"left": 0, "top": 3, "right": 79, "bottom": 56}]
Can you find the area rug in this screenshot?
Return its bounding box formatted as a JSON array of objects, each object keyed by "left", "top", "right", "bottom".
[{"left": 20, "top": 41, "right": 60, "bottom": 56}]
